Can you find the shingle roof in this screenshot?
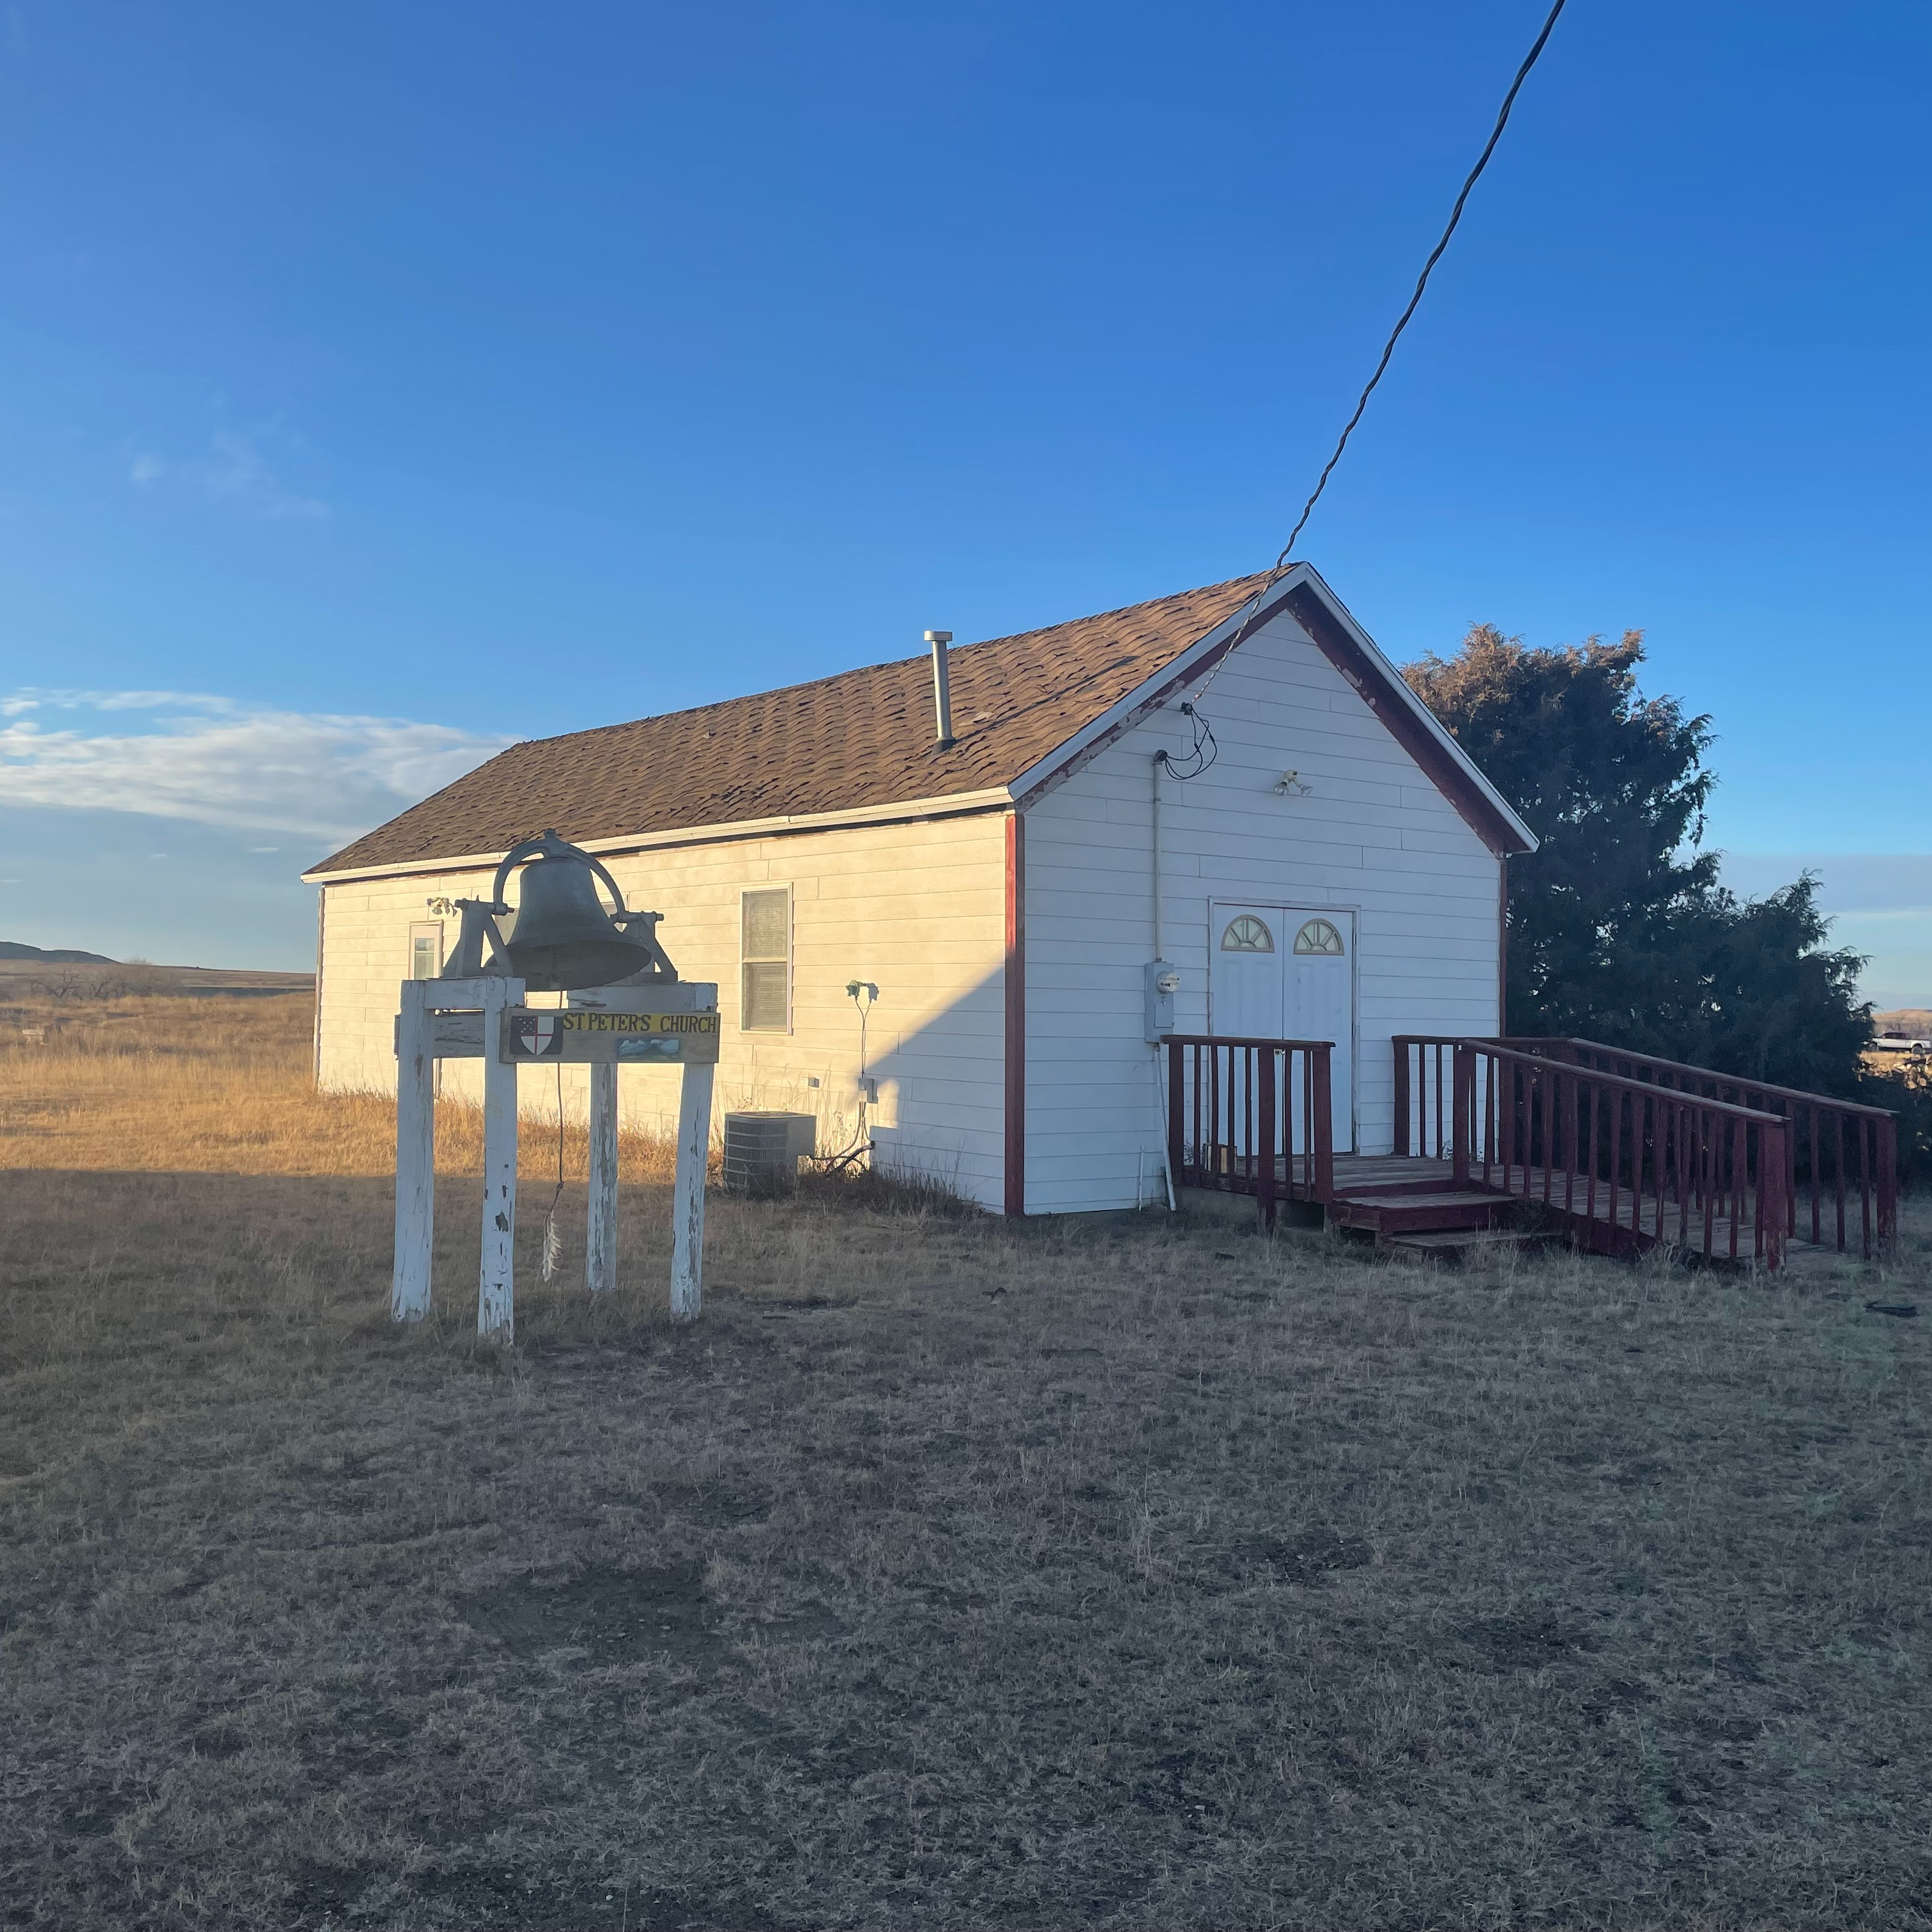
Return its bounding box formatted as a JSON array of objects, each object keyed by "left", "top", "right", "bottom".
[{"left": 309, "top": 573, "right": 1272, "bottom": 875}]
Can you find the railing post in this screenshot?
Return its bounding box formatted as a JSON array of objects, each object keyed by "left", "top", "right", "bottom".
[
  {"left": 1167, "top": 1038, "right": 1184, "bottom": 1190},
  {"left": 1257, "top": 1047, "right": 1278, "bottom": 1232},
  {"left": 1451, "top": 1045, "right": 1473, "bottom": 1187},
  {"left": 1561, "top": 1067, "right": 1579, "bottom": 1214},
  {"left": 1393, "top": 1039, "right": 1411, "bottom": 1158},
  {"left": 1790, "top": 1102, "right": 1802, "bottom": 1242},
  {"left": 1876, "top": 1114, "right": 1898, "bottom": 1255},
  {"left": 1759, "top": 1118, "right": 1788, "bottom": 1271},
  {"left": 1210, "top": 1045, "right": 1223, "bottom": 1180},
  {"left": 1311, "top": 1043, "right": 1334, "bottom": 1204}
]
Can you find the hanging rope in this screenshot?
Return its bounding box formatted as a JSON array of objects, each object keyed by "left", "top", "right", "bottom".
[{"left": 539, "top": 1059, "right": 565, "bottom": 1282}]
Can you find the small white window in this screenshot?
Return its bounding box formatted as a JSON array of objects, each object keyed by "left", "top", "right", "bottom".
[
  {"left": 408, "top": 922, "right": 443, "bottom": 979},
  {"left": 1294, "top": 917, "right": 1346, "bottom": 956},
  {"left": 740, "top": 887, "right": 792, "bottom": 1031},
  {"left": 1220, "top": 914, "right": 1275, "bottom": 953}
]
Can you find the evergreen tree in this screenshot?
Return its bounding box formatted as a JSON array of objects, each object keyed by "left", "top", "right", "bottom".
[{"left": 1405, "top": 625, "right": 1871, "bottom": 1098}]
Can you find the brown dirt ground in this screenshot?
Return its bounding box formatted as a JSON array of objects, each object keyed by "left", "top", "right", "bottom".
[{"left": 2, "top": 995, "right": 1930, "bottom": 1929}]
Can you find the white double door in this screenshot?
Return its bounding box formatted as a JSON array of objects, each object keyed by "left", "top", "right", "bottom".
[{"left": 1208, "top": 904, "right": 1355, "bottom": 1153}]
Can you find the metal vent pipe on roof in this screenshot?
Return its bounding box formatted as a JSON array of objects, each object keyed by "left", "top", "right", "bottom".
[{"left": 924, "top": 629, "right": 955, "bottom": 748}]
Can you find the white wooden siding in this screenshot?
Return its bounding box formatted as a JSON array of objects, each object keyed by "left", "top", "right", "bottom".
[
  {"left": 315, "top": 811, "right": 1010, "bottom": 1209},
  {"left": 1022, "top": 609, "right": 1501, "bottom": 1213}
]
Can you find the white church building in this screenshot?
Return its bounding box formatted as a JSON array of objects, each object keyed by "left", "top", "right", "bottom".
[{"left": 305, "top": 564, "right": 1535, "bottom": 1215}]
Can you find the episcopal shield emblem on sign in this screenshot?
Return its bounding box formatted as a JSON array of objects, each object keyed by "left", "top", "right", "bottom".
[{"left": 512, "top": 1014, "right": 560, "bottom": 1056}]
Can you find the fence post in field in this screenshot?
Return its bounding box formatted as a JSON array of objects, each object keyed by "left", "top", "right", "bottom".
[
  {"left": 477, "top": 976, "right": 521, "bottom": 1340},
  {"left": 670, "top": 1059, "right": 714, "bottom": 1322},
  {"left": 393, "top": 979, "right": 434, "bottom": 1322},
  {"left": 586, "top": 1061, "right": 618, "bottom": 1294}
]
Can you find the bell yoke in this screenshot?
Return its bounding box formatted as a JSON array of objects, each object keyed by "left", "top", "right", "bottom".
[{"left": 441, "top": 831, "right": 678, "bottom": 992}]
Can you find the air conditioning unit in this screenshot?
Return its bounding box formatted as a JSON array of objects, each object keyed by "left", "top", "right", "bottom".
[{"left": 722, "top": 1111, "right": 818, "bottom": 1193}]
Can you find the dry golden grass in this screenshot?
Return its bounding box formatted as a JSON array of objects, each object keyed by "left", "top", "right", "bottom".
[
  {"left": 0, "top": 991, "right": 676, "bottom": 1181},
  {"left": 3, "top": 993, "right": 1931, "bottom": 1930}
]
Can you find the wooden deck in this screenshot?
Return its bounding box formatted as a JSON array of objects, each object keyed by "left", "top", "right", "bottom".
[
  {"left": 1326, "top": 1153, "right": 1832, "bottom": 1266},
  {"left": 1331, "top": 1153, "right": 1455, "bottom": 1191},
  {"left": 1172, "top": 1035, "right": 1894, "bottom": 1270}
]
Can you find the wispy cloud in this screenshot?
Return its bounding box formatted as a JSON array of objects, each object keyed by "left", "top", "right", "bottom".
[
  {"left": 0, "top": 690, "right": 508, "bottom": 848},
  {"left": 14, "top": 687, "right": 240, "bottom": 714},
  {"left": 126, "top": 427, "right": 328, "bottom": 521}
]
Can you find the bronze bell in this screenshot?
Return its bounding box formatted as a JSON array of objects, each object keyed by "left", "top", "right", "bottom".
[{"left": 443, "top": 830, "right": 677, "bottom": 992}]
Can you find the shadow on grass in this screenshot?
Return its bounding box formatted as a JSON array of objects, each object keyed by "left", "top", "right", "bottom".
[{"left": 3, "top": 1171, "right": 1930, "bottom": 1931}]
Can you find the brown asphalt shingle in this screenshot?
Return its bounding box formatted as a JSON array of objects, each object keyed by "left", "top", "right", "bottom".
[{"left": 310, "top": 574, "right": 1269, "bottom": 874}]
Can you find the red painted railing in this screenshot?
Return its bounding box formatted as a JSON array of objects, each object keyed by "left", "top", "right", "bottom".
[
  {"left": 1455, "top": 1040, "right": 1790, "bottom": 1268},
  {"left": 1519, "top": 1038, "right": 1898, "bottom": 1259},
  {"left": 1395, "top": 1034, "right": 1908, "bottom": 1268},
  {"left": 1393, "top": 1035, "right": 1460, "bottom": 1160},
  {"left": 1165, "top": 1036, "right": 1335, "bottom": 1228}
]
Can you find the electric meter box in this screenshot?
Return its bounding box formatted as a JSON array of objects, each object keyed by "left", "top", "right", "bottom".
[{"left": 1144, "top": 959, "right": 1179, "bottom": 1043}]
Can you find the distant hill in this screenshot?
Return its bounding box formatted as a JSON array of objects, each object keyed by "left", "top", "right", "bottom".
[
  {"left": 0, "top": 947, "right": 312, "bottom": 996},
  {"left": 0, "top": 941, "right": 116, "bottom": 963}
]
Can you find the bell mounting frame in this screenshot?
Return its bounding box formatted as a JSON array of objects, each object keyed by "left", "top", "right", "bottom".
[{"left": 440, "top": 829, "right": 678, "bottom": 990}]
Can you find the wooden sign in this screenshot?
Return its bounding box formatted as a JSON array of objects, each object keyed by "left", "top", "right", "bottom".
[{"left": 499, "top": 1006, "right": 721, "bottom": 1065}]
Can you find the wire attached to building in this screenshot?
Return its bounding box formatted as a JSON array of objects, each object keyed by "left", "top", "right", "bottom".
[
  {"left": 1156, "top": 701, "right": 1218, "bottom": 783},
  {"left": 811, "top": 980, "right": 881, "bottom": 1173},
  {"left": 1197, "top": 0, "right": 1571, "bottom": 700}
]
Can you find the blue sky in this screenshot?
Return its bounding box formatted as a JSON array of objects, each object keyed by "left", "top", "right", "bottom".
[{"left": 1, "top": 1, "right": 1926, "bottom": 1002}]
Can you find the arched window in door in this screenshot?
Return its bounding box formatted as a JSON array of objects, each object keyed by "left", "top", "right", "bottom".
[
  {"left": 1220, "top": 914, "right": 1275, "bottom": 952},
  {"left": 1293, "top": 917, "right": 1346, "bottom": 956}
]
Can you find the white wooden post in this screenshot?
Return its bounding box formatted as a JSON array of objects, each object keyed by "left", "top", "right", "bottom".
[
  {"left": 478, "top": 976, "right": 523, "bottom": 1340},
  {"left": 586, "top": 1061, "right": 618, "bottom": 1293},
  {"left": 392, "top": 980, "right": 434, "bottom": 1322},
  {"left": 670, "top": 1060, "right": 713, "bottom": 1322}
]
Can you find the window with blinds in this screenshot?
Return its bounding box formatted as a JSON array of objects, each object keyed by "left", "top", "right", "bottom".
[{"left": 740, "top": 887, "right": 791, "bottom": 1031}]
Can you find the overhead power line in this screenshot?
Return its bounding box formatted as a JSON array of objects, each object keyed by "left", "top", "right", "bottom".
[
  {"left": 1194, "top": 0, "right": 1571, "bottom": 704},
  {"left": 1275, "top": 0, "right": 1570, "bottom": 567}
]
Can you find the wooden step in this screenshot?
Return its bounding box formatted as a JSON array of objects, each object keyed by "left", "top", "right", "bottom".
[
  {"left": 1328, "top": 1179, "right": 1487, "bottom": 1199},
  {"left": 1384, "top": 1227, "right": 1551, "bottom": 1257},
  {"left": 1328, "top": 1190, "right": 1514, "bottom": 1236}
]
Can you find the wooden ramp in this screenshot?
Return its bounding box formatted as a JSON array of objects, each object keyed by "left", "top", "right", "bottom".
[
  {"left": 1169, "top": 1034, "right": 1897, "bottom": 1270},
  {"left": 1324, "top": 1153, "right": 1832, "bottom": 1268}
]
